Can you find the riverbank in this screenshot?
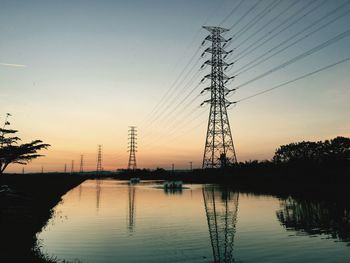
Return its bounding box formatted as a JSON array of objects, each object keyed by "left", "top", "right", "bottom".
[
  {"left": 0, "top": 174, "right": 86, "bottom": 262},
  {"left": 116, "top": 163, "right": 350, "bottom": 200}
]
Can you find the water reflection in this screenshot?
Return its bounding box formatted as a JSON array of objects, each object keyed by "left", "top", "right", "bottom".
[
  {"left": 78, "top": 184, "right": 82, "bottom": 200},
  {"left": 38, "top": 180, "right": 350, "bottom": 263},
  {"left": 203, "top": 186, "right": 239, "bottom": 263},
  {"left": 277, "top": 197, "right": 350, "bottom": 244},
  {"left": 128, "top": 184, "right": 136, "bottom": 232},
  {"left": 96, "top": 179, "right": 102, "bottom": 212},
  {"left": 163, "top": 188, "right": 183, "bottom": 195}
]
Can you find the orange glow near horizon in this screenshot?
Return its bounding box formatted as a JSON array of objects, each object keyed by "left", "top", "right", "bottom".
[{"left": 1, "top": 1, "right": 349, "bottom": 173}]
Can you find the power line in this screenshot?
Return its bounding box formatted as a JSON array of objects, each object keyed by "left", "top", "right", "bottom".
[
  {"left": 227, "top": 27, "right": 350, "bottom": 93},
  {"left": 148, "top": 65, "right": 202, "bottom": 126},
  {"left": 228, "top": 0, "right": 283, "bottom": 44},
  {"left": 232, "top": 57, "right": 350, "bottom": 104},
  {"left": 142, "top": 0, "right": 273, "bottom": 150},
  {"left": 141, "top": 104, "right": 204, "bottom": 148},
  {"left": 141, "top": 1, "right": 256, "bottom": 135},
  {"left": 157, "top": 79, "right": 202, "bottom": 126},
  {"left": 233, "top": 0, "right": 300, "bottom": 51},
  {"left": 228, "top": 0, "right": 323, "bottom": 61},
  {"left": 219, "top": 0, "right": 245, "bottom": 26},
  {"left": 163, "top": 92, "right": 202, "bottom": 129},
  {"left": 140, "top": 0, "right": 227, "bottom": 126},
  {"left": 232, "top": 2, "right": 350, "bottom": 76},
  {"left": 141, "top": 48, "right": 202, "bottom": 126},
  {"left": 229, "top": 0, "right": 261, "bottom": 31},
  {"left": 142, "top": 108, "right": 206, "bottom": 152}
]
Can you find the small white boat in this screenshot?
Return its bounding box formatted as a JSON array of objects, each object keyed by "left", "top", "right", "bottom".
[
  {"left": 129, "top": 177, "right": 140, "bottom": 184},
  {"left": 163, "top": 181, "right": 183, "bottom": 189}
]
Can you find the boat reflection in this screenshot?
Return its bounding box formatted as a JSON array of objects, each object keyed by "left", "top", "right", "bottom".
[
  {"left": 277, "top": 197, "right": 350, "bottom": 244},
  {"left": 163, "top": 187, "right": 183, "bottom": 195},
  {"left": 203, "top": 185, "right": 239, "bottom": 263}
]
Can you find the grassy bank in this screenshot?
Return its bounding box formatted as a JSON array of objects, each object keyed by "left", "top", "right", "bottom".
[{"left": 0, "top": 174, "right": 86, "bottom": 262}]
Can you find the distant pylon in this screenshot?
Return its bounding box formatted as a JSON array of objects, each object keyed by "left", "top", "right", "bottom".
[
  {"left": 64, "top": 163, "right": 67, "bottom": 173},
  {"left": 127, "top": 126, "right": 137, "bottom": 170},
  {"left": 71, "top": 160, "right": 74, "bottom": 174},
  {"left": 79, "top": 154, "right": 84, "bottom": 173},
  {"left": 201, "top": 26, "right": 237, "bottom": 168},
  {"left": 96, "top": 145, "right": 102, "bottom": 175}
]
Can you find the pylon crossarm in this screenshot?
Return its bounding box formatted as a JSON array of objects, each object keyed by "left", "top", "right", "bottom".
[
  {"left": 200, "top": 99, "right": 211, "bottom": 107},
  {"left": 203, "top": 47, "right": 232, "bottom": 55},
  {"left": 202, "top": 60, "right": 231, "bottom": 68},
  {"left": 201, "top": 87, "right": 211, "bottom": 94},
  {"left": 225, "top": 86, "right": 237, "bottom": 95},
  {"left": 225, "top": 101, "right": 236, "bottom": 108}
]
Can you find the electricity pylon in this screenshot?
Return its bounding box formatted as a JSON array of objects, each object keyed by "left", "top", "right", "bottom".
[
  {"left": 71, "top": 160, "right": 74, "bottom": 174},
  {"left": 79, "top": 154, "right": 84, "bottom": 173},
  {"left": 96, "top": 145, "right": 102, "bottom": 175},
  {"left": 203, "top": 185, "right": 239, "bottom": 263},
  {"left": 127, "top": 126, "right": 137, "bottom": 170},
  {"left": 201, "top": 26, "right": 237, "bottom": 168}
]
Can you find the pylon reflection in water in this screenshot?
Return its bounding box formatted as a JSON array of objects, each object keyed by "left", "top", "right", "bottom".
[{"left": 203, "top": 186, "right": 239, "bottom": 263}]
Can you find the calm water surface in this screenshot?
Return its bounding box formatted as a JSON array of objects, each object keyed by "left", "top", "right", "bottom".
[{"left": 37, "top": 179, "right": 350, "bottom": 262}]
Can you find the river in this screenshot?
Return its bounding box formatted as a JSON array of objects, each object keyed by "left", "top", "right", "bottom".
[{"left": 37, "top": 179, "right": 350, "bottom": 262}]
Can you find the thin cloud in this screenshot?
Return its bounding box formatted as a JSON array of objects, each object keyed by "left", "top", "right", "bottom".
[{"left": 0, "top": 62, "right": 27, "bottom": 68}]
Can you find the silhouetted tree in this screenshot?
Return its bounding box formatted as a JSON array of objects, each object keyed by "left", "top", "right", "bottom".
[
  {"left": 273, "top": 137, "right": 350, "bottom": 164},
  {"left": 323, "top": 137, "right": 350, "bottom": 162},
  {"left": 0, "top": 113, "right": 50, "bottom": 175}
]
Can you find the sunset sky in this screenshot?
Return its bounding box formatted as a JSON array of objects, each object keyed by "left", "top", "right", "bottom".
[{"left": 1, "top": 0, "right": 350, "bottom": 172}]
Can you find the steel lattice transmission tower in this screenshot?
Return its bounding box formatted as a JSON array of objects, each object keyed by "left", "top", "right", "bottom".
[
  {"left": 71, "top": 160, "right": 74, "bottom": 174},
  {"left": 127, "top": 126, "right": 137, "bottom": 170},
  {"left": 79, "top": 154, "right": 84, "bottom": 173},
  {"left": 201, "top": 26, "right": 237, "bottom": 168},
  {"left": 96, "top": 145, "right": 102, "bottom": 175}
]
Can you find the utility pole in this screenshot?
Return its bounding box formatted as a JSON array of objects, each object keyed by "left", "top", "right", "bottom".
[
  {"left": 96, "top": 145, "right": 102, "bottom": 176},
  {"left": 201, "top": 26, "right": 237, "bottom": 169},
  {"left": 127, "top": 126, "right": 137, "bottom": 170},
  {"left": 79, "top": 154, "right": 84, "bottom": 173},
  {"left": 71, "top": 160, "right": 74, "bottom": 174}
]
